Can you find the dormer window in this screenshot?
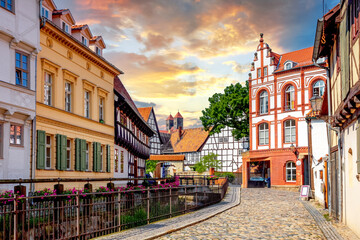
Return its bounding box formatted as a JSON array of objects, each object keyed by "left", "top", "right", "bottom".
[
  {"left": 96, "top": 47, "right": 101, "bottom": 56},
  {"left": 41, "top": 6, "right": 50, "bottom": 19},
  {"left": 284, "top": 62, "right": 293, "bottom": 70},
  {"left": 82, "top": 36, "right": 87, "bottom": 46},
  {"left": 62, "top": 22, "right": 69, "bottom": 33}
]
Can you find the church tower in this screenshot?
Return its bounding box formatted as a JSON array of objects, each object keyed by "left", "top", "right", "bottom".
[
  {"left": 166, "top": 114, "right": 174, "bottom": 131},
  {"left": 174, "top": 111, "right": 183, "bottom": 130}
]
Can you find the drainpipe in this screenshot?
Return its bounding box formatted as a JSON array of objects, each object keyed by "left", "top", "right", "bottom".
[{"left": 313, "top": 60, "right": 342, "bottom": 221}]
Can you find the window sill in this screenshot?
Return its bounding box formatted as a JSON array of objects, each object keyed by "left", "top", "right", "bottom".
[
  {"left": 10, "top": 144, "right": 24, "bottom": 148},
  {"left": 0, "top": 7, "right": 15, "bottom": 14}
]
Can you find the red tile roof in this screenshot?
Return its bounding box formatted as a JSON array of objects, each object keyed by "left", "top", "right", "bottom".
[
  {"left": 275, "top": 47, "right": 314, "bottom": 72},
  {"left": 169, "top": 128, "right": 209, "bottom": 153},
  {"left": 167, "top": 114, "right": 174, "bottom": 121},
  {"left": 174, "top": 112, "right": 183, "bottom": 118},
  {"left": 71, "top": 24, "right": 87, "bottom": 30},
  {"left": 149, "top": 155, "right": 185, "bottom": 161},
  {"left": 138, "top": 107, "right": 152, "bottom": 122},
  {"left": 159, "top": 130, "right": 169, "bottom": 133}
]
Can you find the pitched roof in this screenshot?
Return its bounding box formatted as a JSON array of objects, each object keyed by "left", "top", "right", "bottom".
[
  {"left": 166, "top": 114, "right": 174, "bottom": 121},
  {"left": 275, "top": 47, "right": 314, "bottom": 72},
  {"left": 168, "top": 128, "right": 209, "bottom": 153},
  {"left": 114, "top": 76, "right": 141, "bottom": 118},
  {"left": 137, "top": 107, "right": 152, "bottom": 122},
  {"left": 174, "top": 112, "right": 183, "bottom": 118},
  {"left": 149, "top": 155, "right": 185, "bottom": 161}
]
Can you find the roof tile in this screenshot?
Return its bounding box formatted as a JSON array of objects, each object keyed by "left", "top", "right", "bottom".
[
  {"left": 149, "top": 155, "right": 185, "bottom": 161},
  {"left": 275, "top": 47, "right": 314, "bottom": 72},
  {"left": 138, "top": 107, "right": 152, "bottom": 122}
]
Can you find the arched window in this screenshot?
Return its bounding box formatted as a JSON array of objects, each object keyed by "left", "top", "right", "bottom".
[
  {"left": 284, "top": 119, "right": 296, "bottom": 143},
  {"left": 285, "top": 62, "right": 292, "bottom": 70},
  {"left": 286, "top": 161, "right": 296, "bottom": 182},
  {"left": 259, "top": 90, "right": 268, "bottom": 114},
  {"left": 313, "top": 80, "right": 325, "bottom": 97},
  {"left": 258, "top": 123, "right": 269, "bottom": 145},
  {"left": 285, "top": 85, "right": 295, "bottom": 111}
]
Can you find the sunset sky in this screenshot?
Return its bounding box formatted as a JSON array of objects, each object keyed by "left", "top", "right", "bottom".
[{"left": 54, "top": 0, "right": 338, "bottom": 130}]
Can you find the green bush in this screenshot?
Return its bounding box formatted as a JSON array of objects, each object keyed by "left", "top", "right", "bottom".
[{"left": 215, "top": 172, "right": 235, "bottom": 183}]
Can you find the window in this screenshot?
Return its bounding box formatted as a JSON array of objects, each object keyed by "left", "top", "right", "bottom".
[
  {"left": 114, "top": 149, "right": 119, "bottom": 172},
  {"left": 284, "top": 120, "right": 296, "bottom": 143},
  {"left": 96, "top": 47, "right": 101, "bottom": 55},
  {"left": 120, "top": 113, "right": 127, "bottom": 126},
  {"left": 65, "top": 82, "right": 72, "bottom": 112},
  {"left": 45, "top": 135, "right": 52, "bottom": 169},
  {"left": 257, "top": 68, "right": 261, "bottom": 78},
  {"left": 66, "top": 139, "right": 71, "bottom": 170},
  {"left": 258, "top": 123, "right": 269, "bottom": 145},
  {"left": 44, "top": 72, "right": 52, "bottom": 105},
  {"left": 84, "top": 91, "right": 90, "bottom": 118},
  {"left": 285, "top": 85, "right": 295, "bottom": 111},
  {"left": 15, "top": 52, "right": 29, "bottom": 87},
  {"left": 62, "top": 22, "right": 69, "bottom": 33},
  {"left": 10, "top": 125, "right": 22, "bottom": 145},
  {"left": 264, "top": 66, "right": 268, "bottom": 76},
  {"left": 1, "top": 0, "right": 13, "bottom": 12},
  {"left": 120, "top": 150, "right": 124, "bottom": 173},
  {"left": 259, "top": 90, "right": 268, "bottom": 114},
  {"left": 313, "top": 80, "right": 325, "bottom": 97},
  {"left": 85, "top": 143, "right": 89, "bottom": 170},
  {"left": 99, "top": 97, "right": 104, "bottom": 121},
  {"left": 285, "top": 62, "right": 292, "bottom": 70},
  {"left": 41, "top": 6, "right": 49, "bottom": 18},
  {"left": 286, "top": 161, "right": 296, "bottom": 182},
  {"left": 99, "top": 145, "right": 103, "bottom": 171},
  {"left": 82, "top": 36, "right": 87, "bottom": 46}
]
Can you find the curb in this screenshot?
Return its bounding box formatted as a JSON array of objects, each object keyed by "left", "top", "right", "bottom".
[{"left": 302, "top": 201, "right": 344, "bottom": 240}]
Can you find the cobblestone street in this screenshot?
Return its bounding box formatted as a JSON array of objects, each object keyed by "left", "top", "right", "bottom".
[{"left": 159, "top": 188, "right": 325, "bottom": 240}]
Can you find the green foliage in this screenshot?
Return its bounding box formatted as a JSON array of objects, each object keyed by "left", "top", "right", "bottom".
[
  {"left": 146, "top": 160, "right": 158, "bottom": 174},
  {"left": 194, "top": 153, "right": 220, "bottom": 173},
  {"left": 215, "top": 172, "right": 235, "bottom": 183},
  {"left": 200, "top": 82, "right": 249, "bottom": 140}
]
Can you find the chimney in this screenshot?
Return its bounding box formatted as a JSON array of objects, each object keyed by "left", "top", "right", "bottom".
[{"left": 178, "top": 126, "right": 182, "bottom": 139}]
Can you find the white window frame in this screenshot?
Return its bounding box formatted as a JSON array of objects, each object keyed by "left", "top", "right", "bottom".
[
  {"left": 44, "top": 72, "right": 52, "bottom": 106},
  {"left": 259, "top": 90, "right": 268, "bottom": 114},
  {"left": 264, "top": 66, "right": 268, "bottom": 76},
  {"left": 84, "top": 91, "right": 90, "bottom": 118},
  {"left": 285, "top": 85, "right": 295, "bottom": 111},
  {"left": 99, "top": 97, "right": 104, "bottom": 121},
  {"left": 66, "top": 139, "right": 71, "bottom": 170},
  {"left": 258, "top": 123, "right": 269, "bottom": 145},
  {"left": 286, "top": 161, "right": 296, "bottom": 182},
  {"left": 45, "top": 134, "right": 52, "bottom": 169},
  {"left": 284, "top": 62, "right": 293, "bottom": 70},
  {"left": 82, "top": 36, "right": 87, "bottom": 46},
  {"left": 65, "top": 82, "right": 72, "bottom": 112},
  {"left": 313, "top": 80, "right": 325, "bottom": 97},
  {"left": 41, "top": 6, "right": 50, "bottom": 19},
  {"left": 257, "top": 68, "right": 261, "bottom": 78},
  {"left": 284, "top": 120, "right": 296, "bottom": 143},
  {"left": 62, "top": 21, "right": 69, "bottom": 33},
  {"left": 10, "top": 124, "right": 23, "bottom": 146}
]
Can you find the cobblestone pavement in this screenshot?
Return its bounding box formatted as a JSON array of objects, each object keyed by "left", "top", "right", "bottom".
[{"left": 159, "top": 188, "right": 325, "bottom": 240}]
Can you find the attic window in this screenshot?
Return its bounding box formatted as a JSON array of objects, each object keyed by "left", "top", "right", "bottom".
[
  {"left": 41, "top": 6, "right": 50, "bottom": 18},
  {"left": 62, "top": 22, "right": 69, "bottom": 33},
  {"left": 284, "top": 62, "right": 293, "bottom": 70},
  {"left": 82, "top": 36, "right": 87, "bottom": 46},
  {"left": 96, "top": 47, "right": 101, "bottom": 55}
]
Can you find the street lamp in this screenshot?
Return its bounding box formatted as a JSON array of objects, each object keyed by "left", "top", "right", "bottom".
[
  {"left": 309, "top": 95, "right": 323, "bottom": 113},
  {"left": 290, "top": 143, "right": 298, "bottom": 156}
]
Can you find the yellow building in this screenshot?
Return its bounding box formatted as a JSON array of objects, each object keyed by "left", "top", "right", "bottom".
[{"left": 35, "top": 0, "right": 122, "bottom": 189}]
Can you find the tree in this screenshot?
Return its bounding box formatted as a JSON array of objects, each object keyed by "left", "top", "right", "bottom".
[
  {"left": 200, "top": 81, "right": 249, "bottom": 140},
  {"left": 194, "top": 153, "right": 220, "bottom": 173},
  {"left": 146, "top": 160, "right": 158, "bottom": 174}
]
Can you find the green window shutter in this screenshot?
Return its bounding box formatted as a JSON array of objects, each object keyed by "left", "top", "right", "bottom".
[
  {"left": 106, "top": 144, "right": 111, "bottom": 173},
  {"left": 56, "top": 134, "right": 62, "bottom": 170},
  {"left": 80, "top": 139, "right": 87, "bottom": 171},
  {"left": 75, "top": 138, "right": 81, "bottom": 171},
  {"left": 93, "top": 142, "right": 98, "bottom": 172},
  {"left": 36, "top": 130, "right": 46, "bottom": 169},
  {"left": 97, "top": 142, "right": 102, "bottom": 172},
  {"left": 340, "top": 8, "right": 350, "bottom": 100},
  {"left": 61, "top": 135, "right": 67, "bottom": 170}
]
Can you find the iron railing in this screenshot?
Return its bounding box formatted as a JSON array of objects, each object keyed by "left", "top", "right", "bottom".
[{"left": 0, "top": 179, "right": 228, "bottom": 239}]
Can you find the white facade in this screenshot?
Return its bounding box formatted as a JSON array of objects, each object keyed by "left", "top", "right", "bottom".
[
  {"left": 113, "top": 145, "right": 129, "bottom": 186},
  {"left": 310, "top": 120, "right": 328, "bottom": 205},
  {"left": 0, "top": 0, "right": 39, "bottom": 191},
  {"left": 201, "top": 126, "right": 246, "bottom": 172}
]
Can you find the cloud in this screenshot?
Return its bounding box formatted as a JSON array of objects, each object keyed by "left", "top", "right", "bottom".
[
  {"left": 223, "top": 61, "right": 250, "bottom": 73},
  {"left": 134, "top": 101, "right": 157, "bottom": 108}
]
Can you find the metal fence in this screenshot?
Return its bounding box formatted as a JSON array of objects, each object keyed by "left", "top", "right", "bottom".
[{"left": 0, "top": 179, "right": 228, "bottom": 239}]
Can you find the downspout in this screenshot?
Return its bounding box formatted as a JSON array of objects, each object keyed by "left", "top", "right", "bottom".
[{"left": 313, "top": 60, "right": 342, "bottom": 221}]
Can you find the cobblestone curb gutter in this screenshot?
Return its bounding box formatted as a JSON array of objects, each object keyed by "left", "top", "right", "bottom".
[
  {"left": 97, "top": 186, "right": 241, "bottom": 240},
  {"left": 302, "top": 201, "right": 344, "bottom": 240}
]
